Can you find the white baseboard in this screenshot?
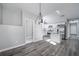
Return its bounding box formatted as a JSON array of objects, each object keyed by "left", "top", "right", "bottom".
[
  {"left": 0, "top": 39, "right": 42, "bottom": 53},
  {"left": 33, "top": 39, "right": 43, "bottom": 42}
]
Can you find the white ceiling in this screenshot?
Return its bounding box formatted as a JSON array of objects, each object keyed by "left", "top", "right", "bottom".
[
  {"left": 41, "top": 3, "right": 79, "bottom": 23},
  {"left": 42, "top": 3, "right": 79, "bottom": 19},
  {"left": 2, "top": 3, "right": 79, "bottom": 24}
]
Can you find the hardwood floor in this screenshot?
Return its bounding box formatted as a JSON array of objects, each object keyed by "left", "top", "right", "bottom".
[{"left": 12, "top": 39, "right": 79, "bottom": 56}]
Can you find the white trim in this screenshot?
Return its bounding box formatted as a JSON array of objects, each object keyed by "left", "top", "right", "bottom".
[{"left": 0, "top": 43, "right": 27, "bottom": 53}]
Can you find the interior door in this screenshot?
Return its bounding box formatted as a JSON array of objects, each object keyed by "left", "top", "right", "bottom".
[{"left": 25, "top": 19, "right": 33, "bottom": 43}]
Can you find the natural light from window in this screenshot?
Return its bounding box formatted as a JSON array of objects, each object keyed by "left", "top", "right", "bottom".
[{"left": 46, "top": 39, "right": 57, "bottom": 45}]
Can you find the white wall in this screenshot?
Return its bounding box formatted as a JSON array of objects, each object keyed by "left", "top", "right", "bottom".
[
  {"left": 2, "top": 4, "right": 22, "bottom": 26},
  {"left": 33, "top": 24, "right": 43, "bottom": 42},
  {"left": 0, "top": 4, "right": 25, "bottom": 50},
  {"left": 0, "top": 3, "right": 44, "bottom": 50},
  {"left": 25, "top": 19, "right": 32, "bottom": 38},
  {"left": 0, "top": 25, "right": 25, "bottom": 50},
  {"left": 24, "top": 18, "right": 33, "bottom": 43},
  {"left": 22, "top": 11, "right": 33, "bottom": 43},
  {"left": 22, "top": 10, "right": 44, "bottom": 43},
  {"left": 66, "top": 21, "right": 70, "bottom": 39}
]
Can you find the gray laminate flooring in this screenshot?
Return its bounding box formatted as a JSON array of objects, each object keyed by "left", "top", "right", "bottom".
[{"left": 12, "top": 39, "right": 79, "bottom": 56}]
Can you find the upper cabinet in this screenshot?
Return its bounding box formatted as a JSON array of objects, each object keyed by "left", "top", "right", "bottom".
[{"left": 0, "top": 4, "right": 22, "bottom": 26}]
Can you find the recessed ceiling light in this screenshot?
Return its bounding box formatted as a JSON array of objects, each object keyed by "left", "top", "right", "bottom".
[{"left": 56, "top": 10, "right": 60, "bottom": 15}]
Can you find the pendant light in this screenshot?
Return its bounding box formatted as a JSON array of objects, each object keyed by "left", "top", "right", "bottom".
[{"left": 36, "top": 3, "right": 43, "bottom": 24}]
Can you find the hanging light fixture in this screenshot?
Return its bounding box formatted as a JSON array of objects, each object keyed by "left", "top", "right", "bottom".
[
  {"left": 35, "top": 3, "right": 48, "bottom": 24},
  {"left": 36, "top": 3, "right": 43, "bottom": 24}
]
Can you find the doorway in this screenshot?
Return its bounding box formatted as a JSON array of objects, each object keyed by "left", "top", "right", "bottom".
[
  {"left": 25, "top": 19, "right": 33, "bottom": 43},
  {"left": 69, "top": 20, "right": 78, "bottom": 39}
]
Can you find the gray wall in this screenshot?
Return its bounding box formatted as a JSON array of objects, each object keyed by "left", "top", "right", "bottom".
[
  {"left": 0, "top": 4, "right": 2, "bottom": 24},
  {"left": 77, "top": 21, "right": 79, "bottom": 36}
]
